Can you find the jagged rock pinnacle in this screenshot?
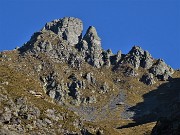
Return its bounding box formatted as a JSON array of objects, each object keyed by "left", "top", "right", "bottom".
[
  {"left": 42, "top": 17, "right": 83, "bottom": 45},
  {"left": 0, "top": 16, "right": 179, "bottom": 134},
  {"left": 83, "top": 26, "right": 101, "bottom": 44},
  {"left": 81, "top": 26, "right": 103, "bottom": 68},
  {"left": 123, "top": 46, "right": 154, "bottom": 69},
  {"left": 19, "top": 17, "right": 174, "bottom": 80}
]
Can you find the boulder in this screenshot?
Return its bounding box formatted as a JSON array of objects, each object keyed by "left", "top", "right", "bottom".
[
  {"left": 85, "top": 72, "right": 96, "bottom": 84},
  {"left": 124, "top": 66, "right": 138, "bottom": 77},
  {"left": 140, "top": 73, "right": 156, "bottom": 85},
  {"left": 100, "top": 82, "right": 109, "bottom": 93},
  {"left": 82, "top": 96, "right": 97, "bottom": 104},
  {"left": 68, "top": 73, "right": 78, "bottom": 81},
  {"left": 45, "top": 109, "right": 63, "bottom": 121}
]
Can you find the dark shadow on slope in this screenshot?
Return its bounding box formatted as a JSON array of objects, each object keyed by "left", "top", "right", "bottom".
[{"left": 117, "top": 78, "right": 180, "bottom": 129}]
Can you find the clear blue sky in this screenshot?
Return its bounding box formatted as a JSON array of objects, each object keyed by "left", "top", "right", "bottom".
[{"left": 0, "top": 0, "right": 180, "bottom": 69}]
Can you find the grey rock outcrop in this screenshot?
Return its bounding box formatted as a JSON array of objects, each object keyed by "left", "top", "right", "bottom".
[
  {"left": 41, "top": 72, "right": 95, "bottom": 105},
  {"left": 68, "top": 53, "right": 83, "bottom": 69},
  {"left": 45, "top": 109, "right": 64, "bottom": 121},
  {"left": 123, "top": 46, "right": 153, "bottom": 69},
  {"left": 114, "top": 50, "right": 122, "bottom": 64},
  {"left": 85, "top": 72, "right": 96, "bottom": 84},
  {"left": 100, "top": 82, "right": 109, "bottom": 93},
  {"left": 42, "top": 17, "right": 83, "bottom": 45},
  {"left": 68, "top": 81, "right": 81, "bottom": 100},
  {"left": 140, "top": 73, "right": 156, "bottom": 85},
  {"left": 20, "top": 30, "right": 82, "bottom": 65},
  {"left": 149, "top": 59, "right": 174, "bottom": 81},
  {"left": 20, "top": 17, "right": 107, "bottom": 69},
  {"left": 67, "top": 75, "right": 87, "bottom": 105},
  {"left": 80, "top": 26, "right": 104, "bottom": 68},
  {"left": 124, "top": 66, "right": 138, "bottom": 77},
  {"left": 102, "top": 49, "right": 113, "bottom": 67},
  {"left": 113, "top": 64, "right": 139, "bottom": 77},
  {"left": 40, "top": 73, "right": 68, "bottom": 103}
]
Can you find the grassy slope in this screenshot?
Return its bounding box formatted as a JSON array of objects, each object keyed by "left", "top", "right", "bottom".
[{"left": 0, "top": 50, "right": 179, "bottom": 134}]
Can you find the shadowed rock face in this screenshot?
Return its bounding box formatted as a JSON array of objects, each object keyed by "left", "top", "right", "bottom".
[
  {"left": 151, "top": 102, "right": 180, "bottom": 135},
  {"left": 140, "top": 73, "right": 156, "bottom": 85}
]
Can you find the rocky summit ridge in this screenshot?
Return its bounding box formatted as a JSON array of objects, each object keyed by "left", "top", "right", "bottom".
[
  {"left": 0, "top": 17, "right": 179, "bottom": 135},
  {"left": 20, "top": 17, "right": 173, "bottom": 79}
]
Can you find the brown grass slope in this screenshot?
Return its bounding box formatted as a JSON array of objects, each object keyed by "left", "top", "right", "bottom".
[{"left": 0, "top": 49, "right": 180, "bottom": 134}]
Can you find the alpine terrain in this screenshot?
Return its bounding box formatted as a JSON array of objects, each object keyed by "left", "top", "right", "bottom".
[{"left": 0, "top": 17, "right": 179, "bottom": 135}]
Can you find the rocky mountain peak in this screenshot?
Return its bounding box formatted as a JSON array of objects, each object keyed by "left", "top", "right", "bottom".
[
  {"left": 0, "top": 16, "right": 179, "bottom": 135},
  {"left": 123, "top": 45, "right": 154, "bottom": 69},
  {"left": 19, "top": 17, "right": 174, "bottom": 79},
  {"left": 42, "top": 17, "right": 83, "bottom": 45},
  {"left": 83, "top": 26, "right": 101, "bottom": 44},
  {"left": 129, "top": 46, "right": 144, "bottom": 56},
  {"left": 149, "top": 59, "right": 174, "bottom": 81}
]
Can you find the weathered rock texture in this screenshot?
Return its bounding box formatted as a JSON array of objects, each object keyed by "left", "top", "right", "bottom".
[
  {"left": 43, "top": 17, "right": 83, "bottom": 45},
  {"left": 140, "top": 73, "right": 156, "bottom": 85},
  {"left": 123, "top": 46, "right": 153, "bottom": 69},
  {"left": 20, "top": 17, "right": 174, "bottom": 81},
  {"left": 17, "top": 17, "right": 176, "bottom": 110},
  {"left": 149, "top": 59, "right": 174, "bottom": 81},
  {"left": 78, "top": 26, "right": 104, "bottom": 68},
  {"left": 0, "top": 17, "right": 178, "bottom": 135}
]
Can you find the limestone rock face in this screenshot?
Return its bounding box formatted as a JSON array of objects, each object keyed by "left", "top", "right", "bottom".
[
  {"left": 82, "top": 26, "right": 104, "bottom": 68},
  {"left": 149, "top": 59, "right": 174, "bottom": 81},
  {"left": 115, "top": 50, "right": 122, "bottom": 64},
  {"left": 123, "top": 46, "right": 153, "bottom": 69},
  {"left": 102, "top": 49, "right": 113, "bottom": 67},
  {"left": 43, "top": 17, "right": 83, "bottom": 45},
  {"left": 19, "top": 17, "right": 175, "bottom": 75},
  {"left": 41, "top": 72, "right": 67, "bottom": 103},
  {"left": 0, "top": 16, "right": 178, "bottom": 134},
  {"left": 124, "top": 66, "right": 138, "bottom": 77},
  {"left": 85, "top": 72, "right": 96, "bottom": 84}
]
